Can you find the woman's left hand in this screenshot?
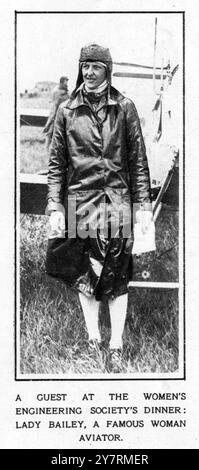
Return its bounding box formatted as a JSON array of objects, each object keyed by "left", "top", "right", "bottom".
[{"left": 136, "top": 210, "right": 153, "bottom": 234}]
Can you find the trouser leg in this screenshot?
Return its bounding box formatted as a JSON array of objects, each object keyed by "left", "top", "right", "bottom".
[
  {"left": 79, "top": 292, "right": 101, "bottom": 342},
  {"left": 108, "top": 293, "right": 128, "bottom": 349}
]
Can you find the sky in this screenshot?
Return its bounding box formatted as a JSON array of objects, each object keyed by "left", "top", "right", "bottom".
[
  {"left": 17, "top": 12, "right": 183, "bottom": 139},
  {"left": 17, "top": 12, "right": 182, "bottom": 91},
  {"left": 17, "top": 11, "right": 183, "bottom": 184}
]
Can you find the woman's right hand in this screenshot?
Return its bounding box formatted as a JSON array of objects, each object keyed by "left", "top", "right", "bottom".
[{"left": 49, "top": 211, "right": 65, "bottom": 238}]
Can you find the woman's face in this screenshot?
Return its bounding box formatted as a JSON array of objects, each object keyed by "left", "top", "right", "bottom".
[{"left": 81, "top": 61, "right": 106, "bottom": 90}]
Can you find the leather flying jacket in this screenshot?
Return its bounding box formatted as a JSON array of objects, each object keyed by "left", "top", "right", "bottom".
[{"left": 47, "top": 86, "right": 152, "bottom": 217}]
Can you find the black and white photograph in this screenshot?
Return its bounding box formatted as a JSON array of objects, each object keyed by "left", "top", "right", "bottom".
[
  {"left": 17, "top": 11, "right": 183, "bottom": 379},
  {"left": 1, "top": 0, "right": 199, "bottom": 458}
]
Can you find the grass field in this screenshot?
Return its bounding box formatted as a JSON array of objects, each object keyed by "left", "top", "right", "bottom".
[{"left": 19, "top": 97, "right": 179, "bottom": 376}]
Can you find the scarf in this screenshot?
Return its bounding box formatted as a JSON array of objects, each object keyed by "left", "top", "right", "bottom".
[{"left": 84, "top": 79, "right": 108, "bottom": 94}]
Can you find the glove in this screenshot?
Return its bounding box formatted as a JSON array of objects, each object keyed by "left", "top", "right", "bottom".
[
  {"left": 49, "top": 211, "right": 65, "bottom": 238},
  {"left": 132, "top": 210, "right": 156, "bottom": 255},
  {"left": 136, "top": 210, "right": 153, "bottom": 234}
]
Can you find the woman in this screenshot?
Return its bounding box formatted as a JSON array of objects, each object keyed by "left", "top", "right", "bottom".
[{"left": 46, "top": 43, "right": 153, "bottom": 372}]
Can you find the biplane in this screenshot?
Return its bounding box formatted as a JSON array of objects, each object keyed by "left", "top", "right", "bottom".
[
  {"left": 19, "top": 18, "right": 181, "bottom": 290},
  {"left": 112, "top": 18, "right": 180, "bottom": 215},
  {"left": 20, "top": 20, "right": 180, "bottom": 216},
  {"left": 111, "top": 59, "right": 180, "bottom": 214}
]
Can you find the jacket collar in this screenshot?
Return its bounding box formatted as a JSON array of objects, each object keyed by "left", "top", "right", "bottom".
[{"left": 65, "top": 86, "right": 125, "bottom": 110}]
